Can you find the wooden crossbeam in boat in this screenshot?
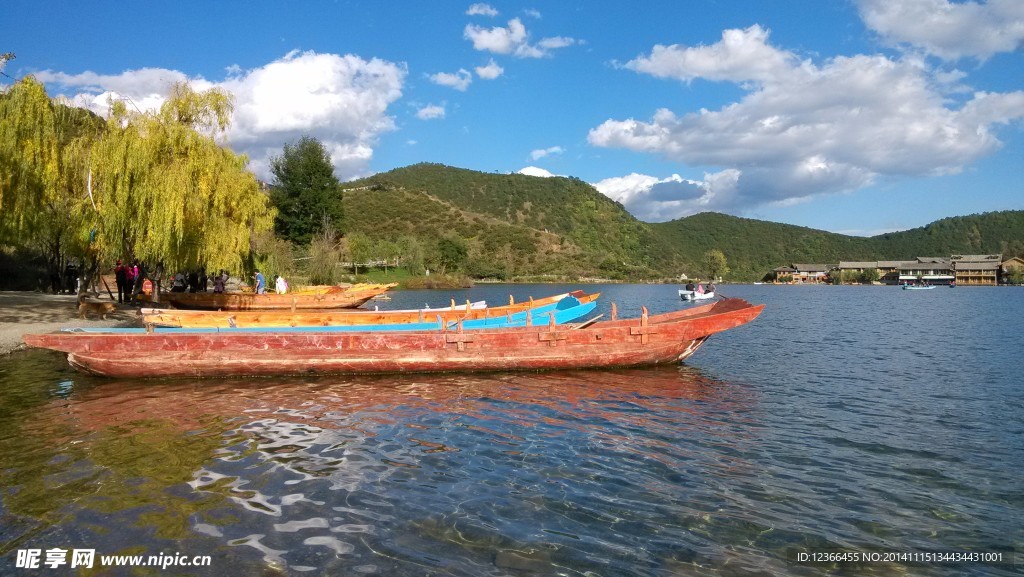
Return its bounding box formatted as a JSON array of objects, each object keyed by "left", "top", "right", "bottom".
[
  {"left": 629, "top": 306, "right": 657, "bottom": 344},
  {"left": 444, "top": 319, "right": 474, "bottom": 351},
  {"left": 538, "top": 312, "right": 566, "bottom": 346}
]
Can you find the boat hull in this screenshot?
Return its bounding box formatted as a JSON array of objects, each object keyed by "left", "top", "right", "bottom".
[
  {"left": 66, "top": 296, "right": 597, "bottom": 334},
  {"left": 143, "top": 291, "right": 593, "bottom": 328},
  {"left": 25, "top": 299, "right": 763, "bottom": 378},
  {"left": 679, "top": 290, "right": 715, "bottom": 301},
  {"left": 164, "top": 283, "right": 396, "bottom": 310}
]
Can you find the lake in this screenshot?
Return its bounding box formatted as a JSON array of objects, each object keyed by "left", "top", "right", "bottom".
[{"left": 1, "top": 284, "right": 1021, "bottom": 576}]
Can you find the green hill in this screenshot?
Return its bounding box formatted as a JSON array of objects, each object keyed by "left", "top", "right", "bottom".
[
  {"left": 340, "top": 163, "right": 1023, "bottom": 281},
  {"left": 343, "top": 163, "right": 656, "bottom": 279},
  {"left": 868, "top": 211, "right": 1024, "bottom": 259},
  {"left": 649, "top": 213, "right": 877, "bottom": 280}
]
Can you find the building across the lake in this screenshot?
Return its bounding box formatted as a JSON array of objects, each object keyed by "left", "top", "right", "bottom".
[
  {"left": 898, "top": 257, "right": 955, "bottom": 285},
  {"left": 777, "top": 254, "right": 1018, "bottom": 285},
  {"left": 999, "top": 256, "right": 1024, "bottom": 284},
  {"left": 772, "top": 264, "right": 831, "bottom": 283},
  {"left": 950, "top": 255, "right": 1001, "bottom": 285}
]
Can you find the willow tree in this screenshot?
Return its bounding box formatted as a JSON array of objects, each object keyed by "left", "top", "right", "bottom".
[
  {"left": 0, "top": 77, "right": 102, "bottom": 290},
  {"left": 0, "top": 77, "right": 60, "bottom": 239},
  {"left": 88, "top": 83, "right": 274, "bottom": 275}
]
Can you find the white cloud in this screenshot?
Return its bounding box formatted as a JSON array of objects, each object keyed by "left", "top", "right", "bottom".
[
  {"left": 592, "top": 172, "right": 737, "bottom": 222},
  {"left": 416, "top": 104, "right": 446, "bottom": 120},
  {"left": 429, "top": 69, "right": 472, "bottom": 91},
  {"left": 523, "top": 8, "right": 542, "bottom": 19},
  {"left": 466, "top": 3, "right": 498, "bottom": 17},
  {"left": 475, "top": 59, "right": 504, "bottom": 79},
  {"left": 465, "top": 18, "right": 527, "bottom": 54},
  {"left": 623, "top": 25, "right": 796, "bottom": 84},
  {"left": 529, "top": 146, "right": 563, "bottom": 161},
  {"left": 38, "top": 50, "right": 406, "bottom": 181},
  {"left": 517, "top": 166, "right": 557, "bottom": 178},
  {"left": 537, "top": 36, "right": 576, "bottom": 51},
  {"left": 856, "top": 0, "right": 1024, "bottom": 60},
  {"left": 33, "top": 68, "right": 205, "bottom": 115},
  {"left": 464, "top": 17, "right": 577, "bottom": 58},
  {"left": 590, "top": 25, "right": 1024, "bottom": 221}
]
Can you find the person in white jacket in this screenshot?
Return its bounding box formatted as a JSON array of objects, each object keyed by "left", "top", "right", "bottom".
[{"left": 275, "top": 274, "right": 288, "bottom": 294}]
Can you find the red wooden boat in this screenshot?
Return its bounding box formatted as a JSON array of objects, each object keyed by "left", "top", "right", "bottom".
[{"left": 23, "top": 298, "right": 763, "bottom": 379}]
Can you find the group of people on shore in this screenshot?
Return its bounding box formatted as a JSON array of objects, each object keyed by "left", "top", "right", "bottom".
[
  {"left": 111, "top": 261, "right": 289, "bottom": 302},
  {"left": 113, "top": 259, "right": 154, "bottom": 304},
  {"left": 169, "top": 267, "right": 221, "bottom": 293},
  {"left": 252, "top": 270, "right": 289, "bottom": 294}
]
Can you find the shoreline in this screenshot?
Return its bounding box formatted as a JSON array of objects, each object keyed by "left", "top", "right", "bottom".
[{"left": 0, "top": 291, "right": 138, "bottom": 356}]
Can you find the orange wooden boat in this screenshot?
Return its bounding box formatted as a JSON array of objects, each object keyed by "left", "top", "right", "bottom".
[
  {"left": 142, "top": 291, "right": 595, "bottom": 328},
  {"left": 288, "top": 284, "right": 350, "bottom": 295},
  {"left": 24, "top": 298, "right": 763, "bottom": 379},
  {"left": 163, "top": 283, "right": 397, "bottom": 310}
]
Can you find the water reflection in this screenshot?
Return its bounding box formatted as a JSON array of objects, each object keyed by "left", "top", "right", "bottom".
[
  {"left": 4, "top": 345, "right": 1019, "bottom": 576},
  {"left": 5, "top": 364, "right": 775, "bottom": 575}
]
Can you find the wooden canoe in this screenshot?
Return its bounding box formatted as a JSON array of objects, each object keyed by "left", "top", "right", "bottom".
[
  {"left": 288, "top": 284, "right": 349, "bottom": 295},
  {"left": 142, "top": 291, "right": 595, "bottom": 328},
  {"left": 65, "top": 294, "right": 598, "bottom": 334},
  {"left": 23, "top": 298, "right": 764, "bottom": 378},
  {"left": 139, "top": 299, "right": 487, "bottom": 317},
  {"left": 163, "top": 283, "right": 397, "bottom": 310}
]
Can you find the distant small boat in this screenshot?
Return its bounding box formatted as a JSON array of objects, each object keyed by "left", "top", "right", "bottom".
[
  {"left": 902, "top": 285, "right": 936, "bottom": 290},
  {"left": 679, "top": 290, "right": 715, "bottom": 301}
]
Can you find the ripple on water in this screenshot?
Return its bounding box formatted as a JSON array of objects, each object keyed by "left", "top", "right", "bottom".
[{"left": 2, "top": 285, "right": 1022, "bottom": 576}]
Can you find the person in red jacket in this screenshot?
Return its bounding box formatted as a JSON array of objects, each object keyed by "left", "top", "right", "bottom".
[{"left": 114, "top": 260, "right": 128, "bottom": 303}]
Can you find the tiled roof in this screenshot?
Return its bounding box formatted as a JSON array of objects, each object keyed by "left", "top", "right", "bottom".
[
  {"left": 954, "top": 262, "right": 999, "bottom": 271},
  {"left": 952, "top": 254, "right": 1002, "bottom": 262},
  {"left": 900, "top": 262, "right": 952, "bottom": 271},
  {"left": 792, "top": 264, "right": 832, "bottom": 272},
  {"left": 838, "top": 261, "right": 877, "bottom": 268}
]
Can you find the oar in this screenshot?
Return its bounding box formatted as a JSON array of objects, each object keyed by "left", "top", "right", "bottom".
[{"left": 568, "top": 314, "right": 604, "bottom": 330}]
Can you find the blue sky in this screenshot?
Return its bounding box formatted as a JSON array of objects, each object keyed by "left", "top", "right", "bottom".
[{"left": 4, "top": 0, "right": 1023, "bottom": 235}]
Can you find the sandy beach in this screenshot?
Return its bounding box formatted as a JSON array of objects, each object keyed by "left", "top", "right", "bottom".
[{"left": 0, "top": 291, "right": 139, "bottom": 355}]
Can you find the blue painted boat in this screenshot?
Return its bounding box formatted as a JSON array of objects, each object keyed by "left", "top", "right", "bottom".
[{"left": 63, "top": 295, "right": 598, "bottom": 334}]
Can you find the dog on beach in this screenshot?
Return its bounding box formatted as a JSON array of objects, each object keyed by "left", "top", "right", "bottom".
[{"left": 77, "top": 294, "right": 117, "bottom": 320}]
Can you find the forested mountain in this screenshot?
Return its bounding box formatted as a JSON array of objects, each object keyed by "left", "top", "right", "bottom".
[
  {"left": 344, "top": 163, "right": 657, "bottom": 278},
  {"left": 868, "top": 211, "right": 1024, "bottom": 260},
  {"left": 649, "top": 213, "right": 877, "bottom": 280},
  {"left": 341, "top": 163, "right": 1023, "bottom": 281}
]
